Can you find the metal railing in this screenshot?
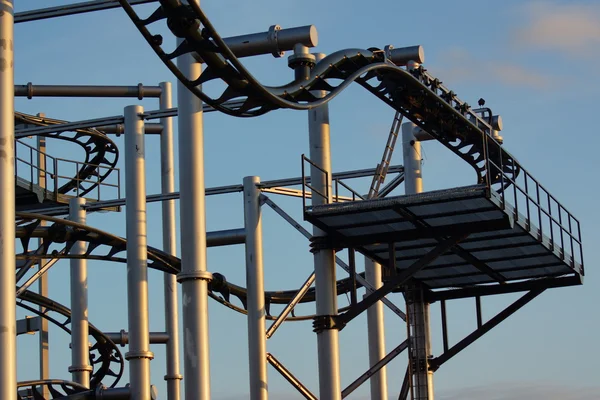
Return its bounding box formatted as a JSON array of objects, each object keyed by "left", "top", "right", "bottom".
[
  {"left": 482, "top": 134, "right": 584, "bottom": 272},
  {"left": 301, "top": 154, "right": 365, "bottom": 210},
  {"left": 15, "top": 139, "right": 121, "bottom": 202}
]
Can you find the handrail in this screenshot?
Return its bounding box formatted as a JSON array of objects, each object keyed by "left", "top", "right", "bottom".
[{"left": 15, "top": 139, "right": 121, "bottom": 202}]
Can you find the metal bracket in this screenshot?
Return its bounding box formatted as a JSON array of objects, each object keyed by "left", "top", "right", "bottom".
[{"left": 312, "top": 315, "right": 345, "bottom": 333}]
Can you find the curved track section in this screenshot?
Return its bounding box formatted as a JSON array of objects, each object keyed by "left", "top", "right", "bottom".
[
  {"left": 17, "top": 380, "right": 89, "bottom": 400},
  {"left": 119, "top": 0, "right": 519, "bottom": 189},
  {"left": 17, "top": 290, "right": 124, "bottom": 389},
  {"left": 15, "top": 112, "right": 119, "bottom": 198},
  {"left": 16, "top": 212, "right": 358, "bottom": 321}
]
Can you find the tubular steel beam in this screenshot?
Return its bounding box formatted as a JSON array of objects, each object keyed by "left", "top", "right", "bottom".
[
  {"left": 243, "top": 176, "right": 268, "bottom": 400},
  {"left": 341, "top": 340, "right": 408, "bottom": 398},
  {"left": 429, "top": 289, "right": 545, "bottom": 370},
  {"left": 104, "top": 331, "right": 170, "bottom": 345},
  {"left": 15, "top": 84, "right": 162, "bottom": 98},
  {"left": 266, "top": 272, "right": 316, "bottom": 339},
  {"left": 124, "top": 105, "right": 153, "bottom": 400},
  {"left": 266, "top": 353, "right": 317, "bottom": 400},
  {"left": 0, "top": 3, "right": 17, "bottom": 398},
  {"left": 336, "top": 234, "right": 467, "bottom": 328},
  {"left": 159, "top": 80, "right": 182, "bottom": 400}
]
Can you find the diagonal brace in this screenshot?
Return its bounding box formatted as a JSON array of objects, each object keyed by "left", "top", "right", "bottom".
[
  {"left": 333, "top": 234, "right": 467, "bottom": 329},
  {"left": 430, "top": 288, "right": 544, "bottom": 370}
]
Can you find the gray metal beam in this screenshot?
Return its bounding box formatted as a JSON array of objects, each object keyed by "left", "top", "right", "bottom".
[{"left": 15, "top": 84, "right": 161, "bottom": 98}]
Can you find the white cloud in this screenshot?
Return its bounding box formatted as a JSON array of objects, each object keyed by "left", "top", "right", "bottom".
[
  {"left": 434, "top": 47, "right": 553, "bottom": 89},
  {"left": 514, "top": 1, "right": 600, "bottom": 56}
]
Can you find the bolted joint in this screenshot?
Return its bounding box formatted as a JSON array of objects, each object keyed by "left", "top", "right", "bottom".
[
  {"left": 312, "top": 315, "right": 345, "bottom": 333},
  {"left": 166, "top": 4, "right": 200, "bottom": 39},
  {"left": 125, "top": 350, "right": 155, "bottom": 361},
  {"left": 177, "top": 270, "right": 213, "bottom": 283},
  {"left": 288, "top": 44, "right": 316, "bottom": 70}
]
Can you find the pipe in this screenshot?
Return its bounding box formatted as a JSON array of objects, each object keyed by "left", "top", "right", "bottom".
[
  {"left": 124, "top": 105, "right": 154, "bottom": 400},
  {"left": 176, "top": 6, "right": 212, "bottom": 398},
  {"left": 389, "top": 45, "right": 425, "bottom": 66},
  {"left": 365, "top": 259, "right": 388, "bottom": 400},
  {"left": 37, "top": 132, "right": 50, "bottom": 398},
  {"left": 104, "top": 331, "right": 170, "bottom": 346},
  {"left": 15, "top": 83, "right": 161, "bottom": 98},
  {"left": 402, "top": 122, "right": 432, "bottom": 399},
  {"left": 243, "top": 176, "right": 268, "bottom": 400},
  {"left": 309, "top": 53, "right": 342, "bottom": 400},
  {"left": 96, "top": 123, "right": 163, "bottom": 135},
  {"left": 159, "top": 81, "right": 182, "bottom": 400},
  {"left": 193, "top": 24, "right": 318, "bottom": 62},
  {"left": 0, "top": 2, "right": 17, "bottom": 399},
  {"left": 69, "top": 197, "right": 92, "bottom": 387}
]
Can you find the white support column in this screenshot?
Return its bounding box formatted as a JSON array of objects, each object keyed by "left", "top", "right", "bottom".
[
  {"left": 176, "top": 2, "right": 212, "bottom": 397},
  {"left": 365, "top": 259, "right": 388, "bottom": 400},
  {"left": 243, "top": 176, "right": 268, "bottom": 400},
  {"left": 0, "top": 2, "right": 17, "bottom": 398},
  {"left": 69, "top": 197, "right": 92, "bottom": 386},
  {"left": 124, "top": 105, "right": 154, "bottom": 400},
  {"left": 37, "top": 129, "right": 50, "bottom": 398},
  {"left": 402, "top": 122, "right": 432, "bottom": 400},
  {"left": 309, "top": 52, "right": 342, "bottom": 400},
  {"left": 159, "top": 81, "right": 183, "bottom": 400}
]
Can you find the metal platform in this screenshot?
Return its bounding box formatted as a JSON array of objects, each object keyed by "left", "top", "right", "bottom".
[{"left": 305, "top": 185, "right": 584, "bottom": 290}]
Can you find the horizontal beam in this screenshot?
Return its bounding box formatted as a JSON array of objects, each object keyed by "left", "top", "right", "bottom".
[
  {"left": 15, "top": 84, "right": 162, "bottom": 99},
  {"left": 104, "top": 331, "right": 169, "bottom": 345},
  {"left": 426, "top": 275, "right": 581, "bottom": 302},
  {"left": 21, "top": 166, "right": 397, "bottom": 215},
  {"left": 16, "top": 316, "right": 41, "bottom": 335},
  {"left": 15, "top": 0, "right": 157, "bottom": 23}
]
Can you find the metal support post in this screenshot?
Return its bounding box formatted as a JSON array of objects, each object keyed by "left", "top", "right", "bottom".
[
  {"left": 402, "top": 121, "right": 432, "bottom": 400},
  {"left": 176, "top": 4, "right": 212, "bottom": 397},
  {"left": 0, "top": 2, "right": 17, "bottom": 398},
  {"left": 124, "top": 105, "right": 154, "bottom": 400},
  {"left": 159, "top": 81, "right": 183, "bottom": 400},
  {"left": 243, "top": 176, "right": 268, "bottom": 400},
  {"left": 37, "top": 129, "right": 50, "bottom": 397},
  {"left": 308, "top": 53, "right": 342, "bottom": 400},
  {"left": 69, "top": 198, "right": 92, "bottom": 386},
  {"left": 364, "top": 259, "right": 388, "bottom": 400}
]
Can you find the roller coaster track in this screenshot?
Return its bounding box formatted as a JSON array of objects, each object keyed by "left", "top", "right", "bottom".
[
  {"left": 17, "top": 379, "right": 89, "bottom": 400},
  {"left": 15, "top": 112, "right": 119, "bottom": 198},
  {"left": 118, "top": 0, "right": 520, "bottom": 190},
  {"left": 16, "top": 212, "right": 361, "bottom": 323},
  {"left": 16, "top": 291, "right": 124, "bottom": 391}
]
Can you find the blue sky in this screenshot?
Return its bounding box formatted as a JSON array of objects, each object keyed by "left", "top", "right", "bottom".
[{"left": 12, "top": 1, "right": 600, "bottom": 399}]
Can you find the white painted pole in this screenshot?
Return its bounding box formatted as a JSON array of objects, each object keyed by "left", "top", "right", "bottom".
[
  {"left": 243, "top": 176, "right": 268, "bottom": 400},
  {"left": 0, "top": 2, "right": 17, "bottom": 398},
  {"left": 309, "top": 53, "right": 342, "bottom": 400},
  {"left": 159, "top": 81, "right": 183, "bottom": 400},
  {"left": 176, "top": 2, "right": 212, "bottom": 397},
  {"left": 365, "top": 258, "right": 388, "bottom": 400},
  {"left": 402, "top": 121, "right": 432, "bottom": 400},
  {"left": 37, "top": 129, "right": 50, "bottom": 398},
  {"left": 69, "top": 197, "right": 92, "bottom": 387},
  {"left": 124, "top": 105, "right": 154, "bottom": 400}
]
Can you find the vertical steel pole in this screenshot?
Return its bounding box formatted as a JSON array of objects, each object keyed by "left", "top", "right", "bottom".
[
  {"left": 159, "top": 81, "right": 183, "bottom": 400},
  {"left": 364, "top": 258, "right": 388, "bottom": 400},
  {"left": 69, "top": 197, "right": 92, "bottom": 386},
  {"left": 176, "top": 2, "right": 212, "bottom": 397},
  {"left": 309, "top": 53, "right": 342, "bottom": 400},
  {"left": 124, "top": 105, "right": 154, "bottom": 400},
  {"left": 37, "top": 129, "right": 50, "bottom": 398},
  {"left": 243, "top": 176, "right": 268, "bottom": 400},
  {"left": 402, "top": 122, "right": 432, "bottom": 400},
  {"left": 0, "top": 2, "right": 16, "bottom": 398}
]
